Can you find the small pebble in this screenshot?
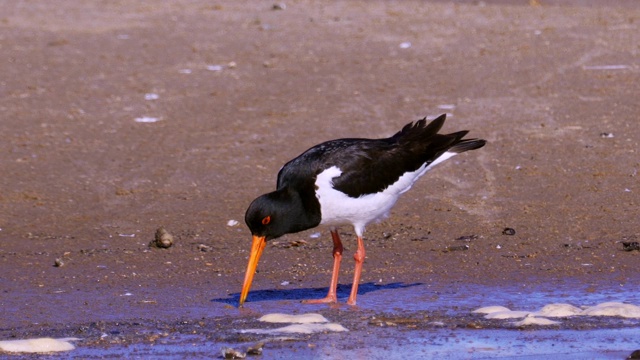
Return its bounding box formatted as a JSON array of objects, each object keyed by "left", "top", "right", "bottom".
[
  {"left": 197, "top": 244, "right": 214, "bottom": 252},
  {"left": 600, "top": 132, "right": 614, "bottom": 138},
  {"left": 247, "top": 342, "right": 264, "bottom": 355},
  {"left": 502, "top": 227, "right": 516, "bottom": 236},
  {"left": 54, "top": 258, "right": 64, "bottom": 267},
  {"left": 272, "top": 3, "right": 286, "bottom": 10},
  {"left": 444, "top": 244, "right": 469, "bottom": 252},
  {"left": 151, "top": 227, "right": 174, "bottom": 248},
  {"left": 283, "top": 240, "right": 307, "bottom": 248},
  {"left": 222, "top": 347, "right": 246, "bottom": 359},
  {"left": 622, "top": 242, "right": 640, "bottom": 252},
  {"left": 465, "top": 322, "right": 483, "bottom": 329}
]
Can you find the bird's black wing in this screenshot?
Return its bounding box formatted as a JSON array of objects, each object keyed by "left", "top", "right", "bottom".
[{"left": 277, "top": 114, "right": 485, "bottom": 198}]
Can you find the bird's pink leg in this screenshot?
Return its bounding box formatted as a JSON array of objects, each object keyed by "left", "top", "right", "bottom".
[
  {"left": 302, "top": 229, "right": 343, "bottom": 304},
  {"left": 346, "top": 236, "right": 365, "bottom": 305}
]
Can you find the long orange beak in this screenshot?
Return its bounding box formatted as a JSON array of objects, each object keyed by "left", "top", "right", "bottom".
[{"left": 239, "top": 235, "right": 267, "bottom": 307}]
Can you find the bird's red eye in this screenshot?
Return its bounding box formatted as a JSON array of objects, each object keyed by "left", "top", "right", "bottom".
[{"left": 262, "top": 216, "right": 271, "bottom": 225}]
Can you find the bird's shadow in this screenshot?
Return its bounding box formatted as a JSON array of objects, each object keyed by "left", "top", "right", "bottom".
[{"left": 212, "top": 282, "right": 422, "bottom": 306}]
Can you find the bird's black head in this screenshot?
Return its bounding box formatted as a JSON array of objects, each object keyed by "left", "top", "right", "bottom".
[
  {"left": 245, "top": 187, "right": 319, "bottom": 241},
  {"left": 240, "top": 187, "right": 321, "bottom": 306}
]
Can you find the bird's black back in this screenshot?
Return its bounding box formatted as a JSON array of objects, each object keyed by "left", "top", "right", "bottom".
[{"left": 276, "top": 114, "right": 485, "bottom": 198}]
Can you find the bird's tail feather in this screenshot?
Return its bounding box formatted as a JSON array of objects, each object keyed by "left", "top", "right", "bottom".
[
  {"left": 393, "top": 113, "right": 486, "bottom": 153},
  {"left": 392, "top": 114, "right": 447, "bottom": 142},
  {"left": 449, "top": 138, "right": 486, "bottom": 153}
]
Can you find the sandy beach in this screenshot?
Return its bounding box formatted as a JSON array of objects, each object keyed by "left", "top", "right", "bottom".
[{"left": 1, "top": 1, "right": 639, "bottom": 358}]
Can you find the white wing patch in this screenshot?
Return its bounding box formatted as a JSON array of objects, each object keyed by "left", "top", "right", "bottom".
[{"left": 314, "top": 151, "right": 458, "bottom": 235}]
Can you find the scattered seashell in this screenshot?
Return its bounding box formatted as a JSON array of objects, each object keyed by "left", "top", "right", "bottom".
[
  {"left": 242, "top": 323, "right": 348, "bottom": 334},
  {"left": 0, "top": 337, "right": 80, "bottom": 353},
  {"left": 227, "top": 220, "right": 239, "bottom": 227},
  {"left": 476, "top": 301, "right": 640, "bottom": 324},
  {"left": 535, "top": 303, "right": 582, "bottom": 317},
  {"left": 135, "top": 116, "right": 160, "bottom": 123},
  {"left": 473, "top": 305, "right": 511, "bottom": 314},
  {"left": 485, "top": 310, "right": 532, "bottom": 319},
  {"left": 206, "top": 65, "right": 224, "bottom": 71},
  {"left": 259, "top": 313, "right": 328, "bottom": 324},
  {"left": 399, "top": 42, "right": 412, "bottom": 49},
  {"left": 583, "top": 65, "right": 629, "bottom": 70},
  {"left": 144, "top": 93, "right": 159, "bottom": 100},
  {"left": 54, "top": 258, "right": 64, "bottom": 267},
  {"left": 581, "top": 302, "right": 640, "bottom": 318},
  {"left": 272, "top": 3, "right": 286, "bottom": 10},
  {"left": 512, "top": 315, "right": 560, "bottom": 326},
  {"left": 502, "top": 227, "right": 516, "bottom": 235}
]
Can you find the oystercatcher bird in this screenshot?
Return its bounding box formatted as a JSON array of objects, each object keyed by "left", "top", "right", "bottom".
[{"left": 239, "top": 114, "right": 486, "bottom": 306}]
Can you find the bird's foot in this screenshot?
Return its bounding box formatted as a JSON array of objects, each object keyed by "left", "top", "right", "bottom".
[{"left": 301, "top": 295, "right": 337, "bottom": 304}]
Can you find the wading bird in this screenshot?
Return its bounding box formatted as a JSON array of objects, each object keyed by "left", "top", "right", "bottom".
[{"left": 240, "top": 114, "right": 486, "bottom": 306}]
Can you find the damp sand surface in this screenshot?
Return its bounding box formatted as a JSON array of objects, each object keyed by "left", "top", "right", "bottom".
[{"left": 2, "top": 0, "right": 640, "bottom": 358}]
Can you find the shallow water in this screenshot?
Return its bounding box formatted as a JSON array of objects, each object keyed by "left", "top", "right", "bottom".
[
  {"left": 10, "top": 282, "right": 639, "bottom": 359},
  {"left": 62, "top": 328, "right": 636, "bottom": 359},
  {"left": 227, "top": 279, "right": 640, "bottom": 316}
]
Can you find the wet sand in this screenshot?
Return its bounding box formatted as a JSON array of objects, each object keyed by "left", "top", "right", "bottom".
[{"left": 1, "top": 0, "right": 639, "bottom": 358}]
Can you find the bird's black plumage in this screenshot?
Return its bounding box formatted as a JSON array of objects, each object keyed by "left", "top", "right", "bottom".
[{"left": 275, "top": 114, "right": 485, "bottom": 198}]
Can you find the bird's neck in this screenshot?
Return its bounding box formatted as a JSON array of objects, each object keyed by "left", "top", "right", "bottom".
[{"left": 282, "top": 185, "right": 322, "bottom": 233}]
